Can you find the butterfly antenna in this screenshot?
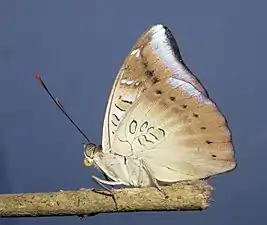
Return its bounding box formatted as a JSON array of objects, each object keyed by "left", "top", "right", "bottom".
[{"left": 34, "top": 72, "right": 91, "bottom": 144}]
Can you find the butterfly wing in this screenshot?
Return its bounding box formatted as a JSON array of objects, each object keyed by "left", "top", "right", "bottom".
[
  {"left": 111, "top": 77, "right": 236, "bottom": 182},
  {"left": 102, "top": 24, "right": 208, "bottom": 152}
]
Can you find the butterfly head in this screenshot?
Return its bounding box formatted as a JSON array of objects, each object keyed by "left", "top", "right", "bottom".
[{"left": 83, "top": 143, "right": 99, "bottom": 167}]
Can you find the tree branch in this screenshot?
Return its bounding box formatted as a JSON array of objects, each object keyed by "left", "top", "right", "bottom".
[{"left": 0, "top": 180, "right": 212, "bottom": 218}]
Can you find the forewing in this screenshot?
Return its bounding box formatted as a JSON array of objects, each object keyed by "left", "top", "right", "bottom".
[
  {"left": 112, "top": 77, "right": 236, "bottom": 182},
  {"left": 102, "top": 24, "right": 208, "bottom": 152}
]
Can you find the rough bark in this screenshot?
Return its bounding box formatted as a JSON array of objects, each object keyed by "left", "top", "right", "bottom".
[{"left": 0, "top": 180, "right": 212, "bottom": 218}]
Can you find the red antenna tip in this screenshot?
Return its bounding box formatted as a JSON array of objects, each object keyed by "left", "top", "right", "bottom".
[
  {"left": 34, "top": 72, "right": 40, "bottom": 80},
  {"left": 34, "top": 72, "right": 45, "bottom": 87}
]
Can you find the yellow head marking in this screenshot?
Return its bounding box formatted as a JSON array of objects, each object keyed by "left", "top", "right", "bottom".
[{"left": 84, "top": 158, "right": 93, "bottom": 167}]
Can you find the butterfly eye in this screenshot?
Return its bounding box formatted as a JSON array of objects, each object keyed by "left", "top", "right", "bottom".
[{"left": 83, "top": 143, "right": 97, "bottom": 159}]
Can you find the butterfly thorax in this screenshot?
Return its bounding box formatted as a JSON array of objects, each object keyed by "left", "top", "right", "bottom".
[{"left": 92, "top": 149, "right": 153, "bottom": 187}]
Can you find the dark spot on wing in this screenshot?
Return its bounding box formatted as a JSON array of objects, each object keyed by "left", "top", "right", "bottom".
[
  {"left": 149, "top": 132, "right": 158, "bottom": 140},
  {"left": 156, "top": 90, "right": 162, "bottom": 95},
  {"left": 111, "top": 121, "right": 118, "bottom": 127},
  {"left": 121, "top": 99, "right": 133, "bottom": 104},
  {"left": 158, "top": 128, "right": 166, "bottom": 137},
  {"left": 144, "top": 135, "right": 154, "bottom": 144},
  {"left": 145, "top": 70, "right": 154, "bottom": 78},
  {"left": 112, "top": 113, "right": 120, "bottom": 122},
  {"left": 138, "top": 137, "right": 145, "bottom": 146},
  {"left": 145, "top": 70, "right": 159, "bottom": 84},
  {"left": 129, "top": 120, "right": 138, "bottom": 134},
  {"left": 115, "top": 103, "right": 126, "bottom": 112},
  {"left": 140, "top": 121, "right": 149, "bottom": 132},
  {"left": 119, "top": 95, "right": 133, "bottom": 105}
]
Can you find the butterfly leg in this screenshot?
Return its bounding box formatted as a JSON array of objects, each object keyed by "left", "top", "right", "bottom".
[
  {"left": 92, "top": 175, "right": 122, "bottom": 187},
  {"left": 141, "top": 160, "right": 169, "bottom": 198},
  {"left": 91, "top": 175, "right": 122, "bottom": 210}
]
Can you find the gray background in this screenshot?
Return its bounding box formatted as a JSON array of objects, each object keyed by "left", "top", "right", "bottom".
[{"left": 0, "top": 1, "right": 265, "bottom": 225}]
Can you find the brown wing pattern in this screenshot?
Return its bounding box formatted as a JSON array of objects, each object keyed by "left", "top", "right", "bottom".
[
  {"left": 102, "top": 24, "right": 208, "bottom": 151},
  {"left": 112, "top": 77, "right": 236, "bottom": 182}
]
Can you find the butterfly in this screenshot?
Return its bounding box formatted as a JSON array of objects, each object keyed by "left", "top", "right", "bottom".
[{"left": 83, "top": 24, "right": 237, "bottom": 190}]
